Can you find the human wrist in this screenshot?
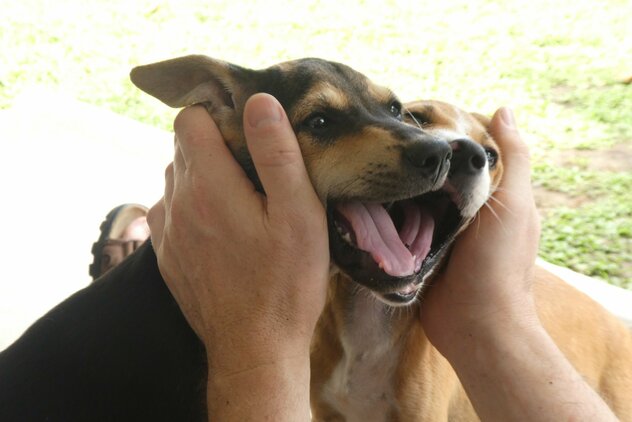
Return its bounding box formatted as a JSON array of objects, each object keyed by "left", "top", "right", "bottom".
[
  {"left": 430, "top": 296, "right": 541, "bottom": 365},
  {"left": 205, "top": 330, "right": 312, "bottom": 378},
  {"left": 207, "top": 353, "right": 312, "bottom": 421},
  {"left": 442, "top": 308, "right": 542, "bottom": 367}
]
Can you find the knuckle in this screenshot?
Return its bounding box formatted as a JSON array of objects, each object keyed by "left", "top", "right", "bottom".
[
  {"left": 276, "top": 208, "right": 326, "bottom": 243},
  {"left": 176, "top": 130, "right": 211, "bottom": 150},
  {"left": 164, "top": 162, "right": 174, "bottom": 180},
  {"left": 146, "top": 203, "right": 162, "bottom": 227},
  {"left": 169, "top": 200, "right": 185, "bottom": 224},
  {"left": 173, "top": 106, "right": 206, "bottom": 132},
  {"left": 257, "top": 143, "right": 302, "bottom": 168},
  {"left": 187, "top": 172, "right": 208, "bottom": 198}
]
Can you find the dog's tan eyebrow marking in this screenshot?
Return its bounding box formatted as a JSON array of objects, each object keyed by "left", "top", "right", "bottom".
[
  {"left": 422, "top": 104, "right": 436, "bottom": 116},
  {"left": 367, "top": 83, "right": 397, "bottom": 105},
  {"left": 480, "top": 131, "right": 493, "bottom": 142},
  {"left": 291, "top": 81, "right": 351, "bottom": 122}
]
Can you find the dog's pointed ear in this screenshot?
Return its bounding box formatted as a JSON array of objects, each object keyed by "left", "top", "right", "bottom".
[{"left": 130, "top": 55, "right": 253, "bottom": 109}]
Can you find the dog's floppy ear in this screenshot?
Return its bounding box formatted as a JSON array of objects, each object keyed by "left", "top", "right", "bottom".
[{"left": 130, "top": 55, "right": 253, "bottom": 109}]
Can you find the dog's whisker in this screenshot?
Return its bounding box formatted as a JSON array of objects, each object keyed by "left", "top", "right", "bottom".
[
  {"left": 487, "top": 195, "right": 513, "bottom": 216},
  {"left": 474, "top": 209, "right": 482, "bottom": 238},
  {"left": 406, "top": 302, "right": 415, "bottom": 319},
  {"left": 489, "top": 186, "right": 524, "bottom": 201},
  {"left": 387, "top": 303, "right": 396, "bottom": 318},
  {"left": 483, "top": 202, "right": 509, "bottom": 234},
  {"left": 404, "top": 108, "right": 422, "bottom": 130}
]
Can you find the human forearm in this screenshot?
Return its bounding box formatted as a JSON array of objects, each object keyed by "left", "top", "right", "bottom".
[
  {"left": 443, "top": 317, "right": 617, "bottom": 422},
  {"left": 207, "top": 355, "right": 312, "bottom": 421}
]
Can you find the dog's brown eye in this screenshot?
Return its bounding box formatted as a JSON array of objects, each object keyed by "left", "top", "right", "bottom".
[
  {"left": 389, "top": 102, "right": 402, "bottom": 120},
  {"left": 306, "top": 114, "right": 328, "bottom": 130},
  {"left": 485, "top": 148, "right": 499, "bottom": 169}
]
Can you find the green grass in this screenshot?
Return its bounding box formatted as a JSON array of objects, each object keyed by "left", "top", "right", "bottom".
[
  {"left": 2, "top": 0, "right": 631, "bottom": 287},
  {"left": 534, "top": 163, "right": 632, "bottom": 288},
  {"left": 541, "top": 201, "right": 632, "bottom": 288}
]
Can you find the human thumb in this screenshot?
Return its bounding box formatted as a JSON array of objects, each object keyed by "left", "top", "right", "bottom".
[
  {"left": 488, "top": 107, "right": 532, "bottom": 192},
  {"left": 243, "top": 93, "right": 320, "bottom": 211}
]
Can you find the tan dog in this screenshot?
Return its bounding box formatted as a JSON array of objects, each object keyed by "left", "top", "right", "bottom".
[
  {"left": 310, "top": 100, "right": 632, "bottom": 421},
  {"left": 129, "top": 56, "right": 632, "bottom": 420}
]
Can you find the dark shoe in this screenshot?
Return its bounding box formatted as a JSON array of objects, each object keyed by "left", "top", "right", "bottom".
[{"left": 89, "top": 204, "right": 149, "bottom": 280}]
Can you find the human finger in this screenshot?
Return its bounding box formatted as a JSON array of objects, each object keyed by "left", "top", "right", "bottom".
[
  {"left": 173, "top": 106, "right": 251, "bottom": 195},
  {"left": 147, "top": 198, "right": 166, "bottom": 250},
  {"left": 242, "top": 93, "right": 320, "bottom": 212},
  {"left": 173, "top": 135, "right": 186, "bottom": 177},
  {"left": 163, "top": 161, "right": 174, "bottom": 208},
  {"left": 488, "top": 107, "right": 533, "bottom": 195},
  {"left": 147, "top": 162, "right": 173, "bottom": 250}
]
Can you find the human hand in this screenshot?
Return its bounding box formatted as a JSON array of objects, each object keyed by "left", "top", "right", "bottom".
[
  {"left": 420, "top": 108, "right": 541, "bottom": 356},
  {"left": 148, "top": 94, "right": 330, "bottom": 378},
  {"left": 419, "top": 108, "right": 619, "bottom": 421}
]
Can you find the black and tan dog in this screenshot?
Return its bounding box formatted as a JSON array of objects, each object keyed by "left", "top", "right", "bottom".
[{"left": 0, "top": 56, "right": 630, "bottom": 421}]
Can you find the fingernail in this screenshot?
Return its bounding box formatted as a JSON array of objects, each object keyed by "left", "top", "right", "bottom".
[
  {"left": 499, "top": 107, "right": 517, "bottom": 129},
  {"left": 247, "top": 94, "right": 283, "bottom": 129}
]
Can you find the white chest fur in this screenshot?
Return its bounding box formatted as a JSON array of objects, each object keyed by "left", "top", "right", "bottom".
[{"left": 321, "top": 291, "right": 401, "bottom": 422}]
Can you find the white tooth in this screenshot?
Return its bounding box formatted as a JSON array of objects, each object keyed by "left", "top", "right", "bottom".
[
  {"left": 335, "top": 220, "right": 356, "bottom": 245},
  {"left": 342, "top": 232, "right": 353, "bottom": 245}
]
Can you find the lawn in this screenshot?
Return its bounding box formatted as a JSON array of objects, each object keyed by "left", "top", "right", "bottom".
[{"left": 2, "top": 0, "right": 631, "bottom": 287}]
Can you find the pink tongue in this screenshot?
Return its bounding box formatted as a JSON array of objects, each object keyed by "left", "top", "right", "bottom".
[{"left": 336, "top": 201, "right": 435, "bottom": 277}]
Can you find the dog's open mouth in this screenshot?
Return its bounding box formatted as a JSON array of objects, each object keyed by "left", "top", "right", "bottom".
[{"left": 328, "top": 190, "right": 462, "bottom": 304}]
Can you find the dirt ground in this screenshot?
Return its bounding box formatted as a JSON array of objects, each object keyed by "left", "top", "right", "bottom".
[{"left": 533, "top": 143, "right": 632, "bottom": 213}]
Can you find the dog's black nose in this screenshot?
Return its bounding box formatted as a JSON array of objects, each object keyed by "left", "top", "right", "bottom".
[
  {"left": 404, "top": 139, "right": 452, "bottom": 178},
  {"left": 449, "top": 139, "right": 487, "bottom": 176}
]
